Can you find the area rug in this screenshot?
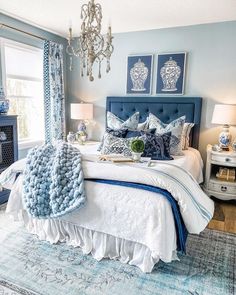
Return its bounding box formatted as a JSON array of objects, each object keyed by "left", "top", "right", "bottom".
[{"left": 0, "top": 209, "right": 235, "bottom": 295}]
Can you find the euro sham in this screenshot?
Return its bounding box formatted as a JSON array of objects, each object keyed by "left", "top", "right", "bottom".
[
  {"left": 107, "top": 111, "right": 139, "bottom": 130},
  {"left": 148, "top": 113, "right": 185, "bottom": 156}
]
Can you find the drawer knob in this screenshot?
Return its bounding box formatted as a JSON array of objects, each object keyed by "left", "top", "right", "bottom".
[
  {"left": 225, "top": 158, "right": 231, "bottom": 162},
  {"left": 221, "top": 186, "right": 227, "bottom": 192}
]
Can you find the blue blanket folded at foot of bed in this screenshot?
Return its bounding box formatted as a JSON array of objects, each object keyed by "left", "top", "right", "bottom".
[{"left": 86, "top": 178, "right": 188, "bottom": 253}]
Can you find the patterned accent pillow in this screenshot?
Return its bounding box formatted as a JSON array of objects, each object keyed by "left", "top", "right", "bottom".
[
  {"left": 181, "top": 123, "right": 195, "bottom": 150},
  {"left": 100, "top": 132, "right": 138, "bottom": 156},
  {"left": 107, "top": 111, "right": 139, "bottom": 130},
  {"left": 97, "top": 128, "right": 128, "bottom": 151},
  {"left": 148, "top": 113, "right": 185, "bottom": 156},
  {"left": 140, "top": 132, "right": 173, "bottom": 160},
  {"left": 125, "top": 128, "right": 156, "bottom": 138},
  {"left": 137, "top": 120, "right": 149, "bottom": 131}
]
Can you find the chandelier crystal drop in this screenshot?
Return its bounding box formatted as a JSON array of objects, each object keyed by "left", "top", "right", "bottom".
[{"left": 66, "top": 0, "right": 114, "bottom": 81}]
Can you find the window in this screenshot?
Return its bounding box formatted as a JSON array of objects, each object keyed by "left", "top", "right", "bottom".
[{"left": 1, "top": 38, "right": 45, "bottom": 148}]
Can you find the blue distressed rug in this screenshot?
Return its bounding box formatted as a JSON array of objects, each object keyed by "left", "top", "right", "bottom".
[{"left": 0, "top": 209, "right": 235, "bottom": 295}]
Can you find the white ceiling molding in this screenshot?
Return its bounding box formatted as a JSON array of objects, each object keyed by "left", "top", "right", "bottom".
[{"left": 1, "top": 0, "right": 236, "bottom": 37}]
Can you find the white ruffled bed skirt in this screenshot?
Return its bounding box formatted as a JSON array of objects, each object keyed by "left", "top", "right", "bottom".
[{"left": 18, "top": 211, "right": 178, "bottom": 273}]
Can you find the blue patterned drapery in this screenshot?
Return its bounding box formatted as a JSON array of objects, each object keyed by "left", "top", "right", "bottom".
[{"left": 43, "top": 41, "right": 65, "bottom": 143}]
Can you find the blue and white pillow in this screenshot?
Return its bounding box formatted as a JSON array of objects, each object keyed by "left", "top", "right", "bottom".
[
  {"left": 125, "top": 128, "right": 156, "bottom": 138},
  {"left": 97, "top": 128, "right": 128, "bottom": 152},
  {"left": 148, "top": 113, "right": 185, "bottom": 156},
  {"left": 100, "top": 132, "right": 136, "bottom": 156},
  {"left": 140, "top": 131, "right": 173, "bottom": 160},
  {"left": 107, "top": 111, "right": 139, "bottom": 130}
]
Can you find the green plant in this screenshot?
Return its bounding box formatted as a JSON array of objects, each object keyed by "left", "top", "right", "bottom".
[{"left": 130, "top": 139, "right": 145, "bottom": 153}]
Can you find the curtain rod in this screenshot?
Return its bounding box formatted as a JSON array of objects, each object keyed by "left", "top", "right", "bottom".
[{"left": 0, "top": 23, "right": 46, "bottom": 41}]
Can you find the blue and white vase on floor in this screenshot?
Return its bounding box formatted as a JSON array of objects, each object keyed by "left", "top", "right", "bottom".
[{"left": 0, "top": 87, "right": 9, "bottom": 114}]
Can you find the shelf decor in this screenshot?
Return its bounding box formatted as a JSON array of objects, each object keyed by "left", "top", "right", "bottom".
[
  {"left": 126, "top": 55, "right": 153, "bottom": 95},
  {"left": 0, "top": 86, "right": 9, "bottom": 114},
  {"left": 156, "top": 52, "right": 186, "bottom": 95}
]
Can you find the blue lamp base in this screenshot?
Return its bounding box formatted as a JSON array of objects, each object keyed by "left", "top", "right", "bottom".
[{"left": 219, "top": 125, "right": 231, "bottom": 150}]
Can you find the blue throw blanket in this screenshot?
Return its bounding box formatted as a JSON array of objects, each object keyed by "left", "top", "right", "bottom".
[{"left": 23, "top": 142, "right": 86, "bottom": 218}]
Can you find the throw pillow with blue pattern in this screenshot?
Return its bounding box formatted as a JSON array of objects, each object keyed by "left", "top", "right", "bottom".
[
  {"left": 148, "top": 113, "right": 185, "bottom": 156},
  {"left": 140, "top": 131, "right": 173, "bottom": 160},
  {"left": 100, "top": 132, "right": 141, "bottom": 156},
  {"left": 107, "top": 111, "right": 139, "bottom": 130},
  {"left": 97, "top": 128, "right": 128, "bottom": 151},
  {"left": 125, "top": 128, "right": 156, "bottom": 138}
]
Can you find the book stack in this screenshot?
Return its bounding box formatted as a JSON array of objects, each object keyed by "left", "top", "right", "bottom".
[{"left": 216, "top": 167, "right": 236, "bottom": 182}]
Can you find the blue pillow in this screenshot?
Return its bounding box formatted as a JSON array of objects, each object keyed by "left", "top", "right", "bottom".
[
  {"left": 125, "top": 128, "right": 156, "bottom": 138},
  {"left": 140, "top": 132, "right": 173, "bottom": 160},
  {"left": 106, "top": 127, "right": 128, "bottom": 138}
]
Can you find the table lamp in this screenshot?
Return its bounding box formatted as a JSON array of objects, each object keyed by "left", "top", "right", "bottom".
[
  {"left": 211, "top": 104, "right": 236, "bottom": 150},
  {"left": 70, "top": 103, "right": 93, "bottom": 141}
]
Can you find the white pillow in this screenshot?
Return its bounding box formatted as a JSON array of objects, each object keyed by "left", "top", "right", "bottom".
[
  {"left": 107, "top": 111, "right": 139, "bottom": 130},
  {"left": 181, "top": 123, "right": 195, "bottom": 150}
]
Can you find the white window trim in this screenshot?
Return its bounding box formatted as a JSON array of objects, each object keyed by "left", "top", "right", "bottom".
[
  {"left": 19, "top": 139, "right": 45, "bottom": 150},
  {"left": 1, "top": 37, "right": 45, "bottom": 145}
]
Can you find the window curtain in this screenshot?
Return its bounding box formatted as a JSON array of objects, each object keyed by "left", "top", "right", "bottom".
[{"left": 43, "top": 40, "right": 65, "bottom": 143}]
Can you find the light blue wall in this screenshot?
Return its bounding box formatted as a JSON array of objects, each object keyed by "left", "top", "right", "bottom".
[
  {"left": 0, "top": 13, "right": 68, "bottom": 159},
  {"left": 1, "top": 14, "right": 236, "bottom": 160},
  {"left": 67, "top": 21, "right": 236, "bottom": 159}
]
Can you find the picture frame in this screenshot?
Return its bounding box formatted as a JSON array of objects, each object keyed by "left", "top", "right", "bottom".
[
  {"left": 156, "top": 52, "right": 187, "bottom": 95},
  {"left": 126, "top": 54, "right": 153, "bottom": 95}
]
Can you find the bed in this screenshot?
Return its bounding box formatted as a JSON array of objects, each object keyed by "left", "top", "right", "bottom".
[{"left": 0, "top": 96, "right": 214, "bottom": 273}]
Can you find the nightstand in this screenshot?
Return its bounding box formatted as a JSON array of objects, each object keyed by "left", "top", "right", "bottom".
[
  {"left": 203, "top": 144, "right": 236, "bottom": 200},
  {"left": 71, "top": 140, "right": 100, "bottom": 154}
]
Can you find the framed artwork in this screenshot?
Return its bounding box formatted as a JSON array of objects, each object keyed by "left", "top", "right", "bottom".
[
  {"left": 156, "top": 52, "right": 187, "bottom": 95},
  {"left": 126, "top": 55, "right": 153, "bottom": 94}
]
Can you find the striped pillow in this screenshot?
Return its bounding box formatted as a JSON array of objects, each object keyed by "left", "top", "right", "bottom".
[{"left": 181, "top": 123, "right": 195, "bottom": 150}]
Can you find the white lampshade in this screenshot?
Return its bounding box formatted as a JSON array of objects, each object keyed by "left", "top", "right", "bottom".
[
  {"left": 70, "top": 103, "right": 93, "bottom": 120},
  {"left": 212, "top": 104, "right": 236, "bottom": 125}
]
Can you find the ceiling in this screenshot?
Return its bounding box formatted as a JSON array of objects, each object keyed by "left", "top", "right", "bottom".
[{"left": 1, "top": 0, "right": 236, "bottom": 37}]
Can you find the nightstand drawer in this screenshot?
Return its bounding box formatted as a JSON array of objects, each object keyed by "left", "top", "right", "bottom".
[
  {"left": 211, "top": 154, "right": 236, "bottom": 165},
  {"left": 208, "top": 181, "right": 236, "bottom": 194}
]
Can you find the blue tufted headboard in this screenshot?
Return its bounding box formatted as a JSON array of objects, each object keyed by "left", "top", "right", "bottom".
[{"left": 106, "top": 96, "right": 202, "bottom": 149}]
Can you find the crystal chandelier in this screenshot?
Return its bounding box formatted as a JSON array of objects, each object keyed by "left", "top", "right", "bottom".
[{"left": 66, "top": 0, "right": 114, "bottom": 81}]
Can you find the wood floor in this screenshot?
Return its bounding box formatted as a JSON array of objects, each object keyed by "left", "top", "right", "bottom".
[{"left": 208, "top": 197, "right": 236, "bottom": 234}]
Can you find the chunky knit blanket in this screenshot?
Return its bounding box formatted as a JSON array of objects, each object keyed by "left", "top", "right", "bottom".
[{"left": 23, "top": 142, "right": 85, "bottom": 218}]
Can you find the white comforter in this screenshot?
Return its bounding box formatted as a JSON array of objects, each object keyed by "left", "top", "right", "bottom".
[{"left": 0, "top": 146, "right": 214, "bottom": 272}]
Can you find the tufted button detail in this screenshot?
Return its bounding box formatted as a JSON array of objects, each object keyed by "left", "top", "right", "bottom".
[
  {"left": 146, "top": 109, "right": 149, "bottom": 112},
  {"left": 133, "top": 109, "right": 136, "bottom": 112},
  {"left": 175, "top": 109, "right": 178, "bottom": 114},
  {"left": 159, "top": 109, "right": 163, "bottom": 113},
  {"left": 120, "top": 108, "right": 123, "bottom": 111}
]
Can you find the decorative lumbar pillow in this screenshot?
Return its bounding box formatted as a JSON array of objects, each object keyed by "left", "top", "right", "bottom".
[
  {"left": 140, "top": 131, "right": 173, "bottom": 160},
  {"left": 107, "top": 111, "right": 139, "bottom": 130},
  {"left": 181, "top": 123, "right": 195, "bottom": 150},
  {"left": 100, "top": 132, "right": 138, "bottom": 156},
  {"left": 148, "top": 113, "right": 185, "bottom": 156}
]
